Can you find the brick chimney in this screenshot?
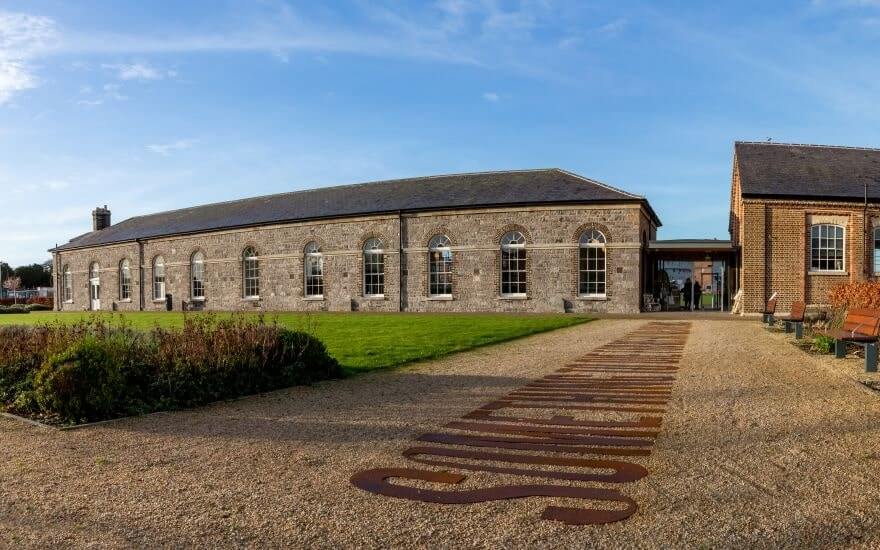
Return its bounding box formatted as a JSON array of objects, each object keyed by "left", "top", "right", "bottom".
[{"left": 92, "top": 205, "right": 111, "bottom": 231}]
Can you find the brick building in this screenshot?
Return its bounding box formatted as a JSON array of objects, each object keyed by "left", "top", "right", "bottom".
[
  {"left": 51, "top": 169, "right": 660, "bottom": 314},
  {"left": 731, "top": 142, "right": 880, "bottom": 314}
]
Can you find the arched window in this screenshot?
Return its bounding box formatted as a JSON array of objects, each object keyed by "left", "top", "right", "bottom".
[
  {"left": 363, "top": 238, "right": 384, "bottom": 297},
  {"left": 119, "top": 259, "right": 132, "bottom": 300},
  {"left": 191, "top": 251, "right": 205, "bottom": 300},
  {"left": 873, "top": 227, "right": 880, "bottom": 275},
  {"left": 304, "top": 242, "right": 324, "bottom": 298},
  {"left": 242, "top": 247, "right": 259, "bottom": 299},
  {"left": 810, "top": 224, "right": 844, "bottom": 272},
  {"left": 152, "top": 256, "right": 165, "bottom": 300},
  {"left": 579, "top": 229, "right": 607, "bottom": 297},
  {"left": 500, "top": 231, "right": 527, "bottom": 297},
  {"left": 428, "top": 235, "right": 453, "bottom": 297},
  {"left": 62, "top": 265, "right": 73, "bottom": 303}
]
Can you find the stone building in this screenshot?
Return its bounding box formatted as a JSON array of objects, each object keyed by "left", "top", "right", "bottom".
[
  {"left": 51, "top": 169, "right": 660, "bottom": 314},
  {"left": 730, "top": 141, "right": 880, "bottom": 314}
]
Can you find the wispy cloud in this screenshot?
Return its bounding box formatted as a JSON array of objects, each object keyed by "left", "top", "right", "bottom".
[
  {"left": 482, "top": 91, "right": 499, "bottom": 102},
  {"left": 102, "top": 61, "right": 175, "bottom": 81},
  {"left": 146, "top": 139, "right": 196, "bottom": 156},
  {"left": 598, "top": 18, "right": 628, "bottom": 37},
  {"left": 0, "top": 11, "right": 58, "bottom": 104}
]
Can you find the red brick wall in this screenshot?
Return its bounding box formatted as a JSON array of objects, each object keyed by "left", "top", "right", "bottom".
[{"left": 737, "top": 198, "right": 877, "bottom": 313}]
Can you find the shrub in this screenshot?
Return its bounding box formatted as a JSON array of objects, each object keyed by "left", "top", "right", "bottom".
[
  {"left": 34, "top": 336, "right": 137, "bottom": 422},
  {"left": 26, "top": 303, "right": 52, "bottom": 312},
  {"left": 0, "top": 307, "right": 29, "bottom": 315},
  {"left": 812, "top": 334, "right": 834, "bottom": 354},
  {"left": 0, "top": 315, "right": 340, "bottom": 424},
  {"left": 827, "top": 281, "right": 880, "bottom": 328}
]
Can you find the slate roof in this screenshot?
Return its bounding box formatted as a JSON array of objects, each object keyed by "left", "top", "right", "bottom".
[
  {"left": 735, "top": 141, "right": 880, "bottom": 200},
  {"left": 53, "top": 168, "right": 658, "bottom": 252}
]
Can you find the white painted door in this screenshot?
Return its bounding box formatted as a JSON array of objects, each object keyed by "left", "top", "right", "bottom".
[{"left": 90, "top": 277, "right": 101, "bottom": 310}]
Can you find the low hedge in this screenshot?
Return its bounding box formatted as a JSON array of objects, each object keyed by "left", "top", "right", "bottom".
[
  {"left": 1, "top": 315, "right": 341, "bottom": 424},
  {"left": 0, "top": 305, "right": 30, "bottom": 314}
]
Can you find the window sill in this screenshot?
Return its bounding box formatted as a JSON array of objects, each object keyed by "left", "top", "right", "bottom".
[
  {"left": 577, "top": 295, "right": 608, "bottom": 301},
  {"left": 152, "top": 299, "right": 166, "bottom": 303},
  {"left": 427, "top": 295, "right": 453, "bottom": 301},
  {"left": 303, "top": 296, "right": 325, "bottom": 301},
  {"left": 63, "top": 300, "right": 73, "bottom": 304},
  {"left": 243, "top": 296, "right": 261, "bottom": 302},
  {"left": 498, "top": 295, "right": 528, "bottom": 300},
  {"left": 190, "top": 297, "right": 206, "bottom": 302},
  {"left": 363, "top": 295, "right": 386, "bottom": 300},
  {"left": 118, "top": 299, "right": 132, "bottom": 303},
  {"left": 808, "top": 271, "right": 848, "bottom": 276}
]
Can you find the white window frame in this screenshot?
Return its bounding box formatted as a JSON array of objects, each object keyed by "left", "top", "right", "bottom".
[
  {"left": 578, "top": 229, "right": 607, "bottom": 298},
  {"left": 500, "top": 231, "right": 527, "bottom": 297},
  {"left": 242, "top": 247, "right": 260, "bottom": 299},
  {"left": 62, "top": 265, "right": 73, "bottom": 303},
  {"left": 363, "top": 238, "right": 385, "bottom": 297},
  {"left": 152, "top": 256, "right": 166, "bottom": 301},
  {"left": 304, "top": 242, "right": 324, "bottom": 298},
  {"left": 191, "top": 251, "right": 205, "bottom": 300},
  {"left": 119, "top": 259, "right": 132, "bottom": 301},
  {"left": 873, "top": 227, "right": 880, "bottom": 276},
  {"left": 428, "top": 235, "right": 453, "bottom": 298},
  {"left": 809, "top": 224, "right": 845, "bottom": 273}
]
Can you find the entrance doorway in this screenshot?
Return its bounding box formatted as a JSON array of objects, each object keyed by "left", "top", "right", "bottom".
[
  {"left": 89, "top": 262, "right": 101, "bottom": 311},
  {"left": 644, "top": 240, "right": 738, "bottom": 313}
]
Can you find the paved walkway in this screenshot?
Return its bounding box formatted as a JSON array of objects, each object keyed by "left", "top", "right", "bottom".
[{"left": 2, "top": 320, "right": 880, "bottom": 548}]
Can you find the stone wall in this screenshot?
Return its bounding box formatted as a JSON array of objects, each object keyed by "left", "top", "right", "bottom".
[{"left": 54, "top": 204, "right": 652, "bottom": 314}]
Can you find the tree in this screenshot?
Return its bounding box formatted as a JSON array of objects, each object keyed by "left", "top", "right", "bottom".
[
  {"left": 3, "top": 276, "right": 21, "bottom": 304},
  {"left": 15, "top": 263, "right": 52, "bottom": 288}
]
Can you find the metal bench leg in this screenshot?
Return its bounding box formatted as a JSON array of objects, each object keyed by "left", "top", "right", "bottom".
[
  {"left": 835, "top": 339, "right": 846, "bottom": 359},
  {"left": 866, "top": 343, "right": 878, "bottom": 373},
  {"left": 795, "top": 322, "right": 803, "bottom": 340},
  {"left": 768, "top": 315, "right": 775, "bottom": 327},
  {"left": 784, "top": 321, "right": 792, "bottom": 333},
  {"left": 762, "top": 313, "right": 768, "bottom": 324}
]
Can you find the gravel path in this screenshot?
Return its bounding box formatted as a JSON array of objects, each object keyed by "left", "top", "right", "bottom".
[{"left": 2, "top": 319, "right": 880, "bottom": 548}]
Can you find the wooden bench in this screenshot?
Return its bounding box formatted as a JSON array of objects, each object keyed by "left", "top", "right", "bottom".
[
  {"left": 825, "top": 308, "right": 880, "bottom": 373},
  {"left": 762, "top": 294, "right": 778, "bottom": 325},
  {"left": 777, "top": 301, "right": 806, "bottom": 339}
]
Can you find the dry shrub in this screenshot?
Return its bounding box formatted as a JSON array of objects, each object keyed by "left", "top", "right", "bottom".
[{"left": 827, "top": 281, "right": 880, "bottom": 327}]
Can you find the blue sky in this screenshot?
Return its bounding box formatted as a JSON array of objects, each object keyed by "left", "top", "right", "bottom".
[{"left": 2, "top": 0, "right": 880, "bottom": 265}]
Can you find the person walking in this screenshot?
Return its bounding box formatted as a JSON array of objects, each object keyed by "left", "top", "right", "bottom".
[
  {"left": 683, "top": 278, "right": 692, "bottom": 311},
  {"left": 693, "top": 280, "right": 702, "bottom": 311}
]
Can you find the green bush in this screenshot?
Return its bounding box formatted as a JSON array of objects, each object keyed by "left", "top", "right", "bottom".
[
  {"left": 34, "top": 336, "right": 134, "bottom": 422},
  {"left": 813, "top": 334, "right": 834, "bottom": 354},
  {"left": 0, "top": 315, "right": 340, "bottom": 424},
  {"left": 26, "top": 303, "right": 52, "bottom": 312},
  {"left": 0, "top": 306, "right": 29, "bottom": 314}
]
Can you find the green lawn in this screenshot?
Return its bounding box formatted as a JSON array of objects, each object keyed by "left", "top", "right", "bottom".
[{"left": 0, "top": 312, "right": 591, "bottom": 373}]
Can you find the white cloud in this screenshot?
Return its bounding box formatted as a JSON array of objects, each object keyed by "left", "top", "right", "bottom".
[
  {"left": 0, "top": 11, "right": 58, "bottom": 104},
  {"left": 482, "top": 91, "right": 499, "bottom": 102},
  {"left": 102, "top": 61, "right": 174, "bottom": 81},
  {"left": 0, "top": 60, "right": 37, "bottom": 103},
  {"left": 146, "top": 139, "right": 196, "bottom": 155},
  {"left": 598, "top": 18, "right": 628, "bottom": 37},
  {"left": 103, "top": 83, "right": 127, "bottom": 100}
]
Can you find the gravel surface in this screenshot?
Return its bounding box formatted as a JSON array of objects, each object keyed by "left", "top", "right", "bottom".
[{"left": 2, "top": 319, "right": 880, "bottom": 548}]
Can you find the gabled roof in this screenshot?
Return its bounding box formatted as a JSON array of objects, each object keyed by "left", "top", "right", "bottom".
[
  {"left": 52, "top": 168, "right": 659, "bottom": 252},
  {"left": 735, "top": 141, "right": 880, "bottom": 200}
]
